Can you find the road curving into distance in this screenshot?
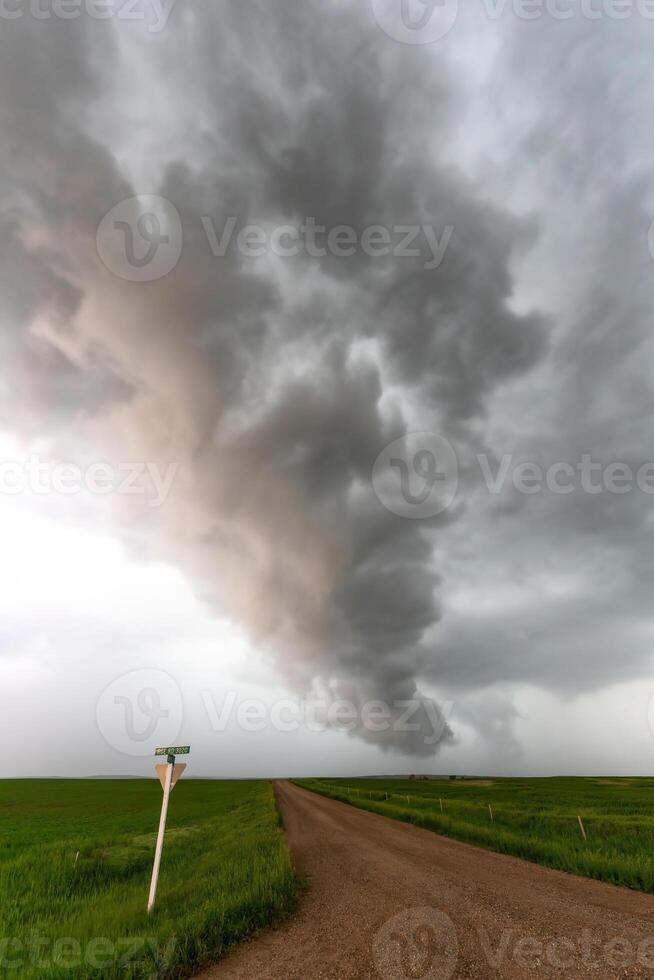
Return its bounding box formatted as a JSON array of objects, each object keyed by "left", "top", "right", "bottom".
[{"left": 195, "top": 780, "right": 654, "bottom": 979}]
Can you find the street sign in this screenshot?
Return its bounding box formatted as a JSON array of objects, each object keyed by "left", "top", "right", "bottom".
[
  {"left": 155, "top": 763, "right": 186, "bottom": 791},
  {"left": 147, "top": 746, "right": 189, "bottom": 912}
]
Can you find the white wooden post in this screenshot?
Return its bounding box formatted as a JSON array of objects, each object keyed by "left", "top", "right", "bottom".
[{"left": 148, "top": 760, "right": 173, "bottom": 913}]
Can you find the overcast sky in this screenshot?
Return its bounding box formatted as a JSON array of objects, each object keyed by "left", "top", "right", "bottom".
[{"left": 2, "top": 1, "right": 654, "bottom": 778}]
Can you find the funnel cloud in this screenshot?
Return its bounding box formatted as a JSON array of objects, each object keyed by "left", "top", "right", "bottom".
[{"left": 1, "top": 3, "right": 653, "bottom": 766}]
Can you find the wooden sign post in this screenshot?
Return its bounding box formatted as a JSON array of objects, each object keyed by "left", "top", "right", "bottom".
[{"left": 147, "top": 745, "right": 190, "bottom": 913}]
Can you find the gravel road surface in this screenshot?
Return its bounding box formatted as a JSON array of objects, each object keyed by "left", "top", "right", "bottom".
[{"left": 195, "top": 780, "right": 654, "bottom": 979}]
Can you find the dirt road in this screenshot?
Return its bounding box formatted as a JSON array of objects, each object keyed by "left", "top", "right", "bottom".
[{"left": 196, "top": 781, "right": 654, "bottom": 979}]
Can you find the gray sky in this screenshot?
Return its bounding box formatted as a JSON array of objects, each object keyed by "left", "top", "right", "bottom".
[{"left": 1, "top": 1, "right": 654, "bottom": 777}]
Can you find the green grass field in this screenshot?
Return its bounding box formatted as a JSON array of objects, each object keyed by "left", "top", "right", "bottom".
[
  {"left": 0, "top": 779, "right": 296, "bottom": 979},
  {"left": 296, "top": 776, "right": 654, "bottom": 894}
]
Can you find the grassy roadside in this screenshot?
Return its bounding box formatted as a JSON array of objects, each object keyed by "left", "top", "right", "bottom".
[
  {"left": 0, "top": 779, "right": 297, "bottom": 979},
  {"left": 295, "top": 776, "right": 654, "bottom": 894}
]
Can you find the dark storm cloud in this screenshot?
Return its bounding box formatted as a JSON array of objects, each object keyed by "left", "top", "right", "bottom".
[
  {"left": 7, "top": 2, "right": 652, "bottom": 758},
  {"left": 417, "top": 13, "right": 654, "bottom": 745},
  {"left": 0, "top": 15, "right": 133, "bottom": 431}
]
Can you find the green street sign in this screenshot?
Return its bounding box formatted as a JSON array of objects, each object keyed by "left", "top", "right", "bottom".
[{"left": 155, "top": 745, "right": 190, "bottom": 756}]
